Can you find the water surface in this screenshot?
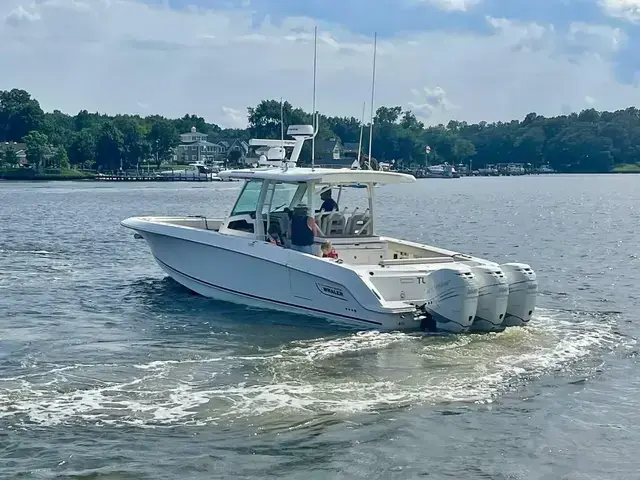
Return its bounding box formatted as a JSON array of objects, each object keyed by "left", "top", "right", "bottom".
[{"left": 0, "top": 175, "right": 638, "bottom": 479}]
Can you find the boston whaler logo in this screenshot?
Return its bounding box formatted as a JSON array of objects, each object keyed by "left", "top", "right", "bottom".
[
  {"left": 316, "top": 283, "right": 346, "bottom": 300},
  {"left": 425, "top": 279, "right": 451, "bottom": 295}
]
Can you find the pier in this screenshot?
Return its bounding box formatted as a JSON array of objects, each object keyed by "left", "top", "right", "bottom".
[{"left": 94, "top": 173, "right": 218, "bottom": 182}]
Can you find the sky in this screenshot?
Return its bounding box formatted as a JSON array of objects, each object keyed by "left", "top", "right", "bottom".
[{"left": 1, "top": 0, "right": 640, "bottom": 128}]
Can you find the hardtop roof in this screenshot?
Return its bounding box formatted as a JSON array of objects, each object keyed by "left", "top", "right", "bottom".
[{"left": 217, "top": 167, "right": 416, "bottom": 185}]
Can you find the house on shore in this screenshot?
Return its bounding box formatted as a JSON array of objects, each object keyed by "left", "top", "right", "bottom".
[
  {"left": 176, "top": 127, "right": 222, "bottom": 164},
  {"left": 175, "top": 127, "right": 250, "bottom": 165},
  {"left": 0, "top": 142, "right": 27, "bottom": 165},
  {"left": 216, "top": 139, "right": 250, "bottom": 165},
  {"left": 311, "top": 138, "right": 361, "bottom": 168}
]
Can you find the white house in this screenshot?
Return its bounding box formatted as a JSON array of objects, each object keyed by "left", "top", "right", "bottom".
[
  {"left": 176, "top": 126, "right": 221, "bottom": 164},
  {"left": 179, "top": 126, "right": 208, "bottom": 144}
]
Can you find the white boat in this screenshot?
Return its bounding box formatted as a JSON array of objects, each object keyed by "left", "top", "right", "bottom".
[
  {"left": 209, "top": 162, "right": 238, "bottom": 182},
  {"left": 159, "top": 162, "right": 213, "bottom": 180},
  {"left": 121, "top": 124, "right": 538, "bottom": 334},
  {"left": 425, "top": 163, "right": 459, "bottom": 178}
]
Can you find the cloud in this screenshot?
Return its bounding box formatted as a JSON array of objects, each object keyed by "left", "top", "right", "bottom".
[
  {"left": 0, "top": 0, "right": 638, "bottom": 130},
  {"left": 221, "top": 106, "right": 247, "bottom": 128},
  {"left": 412, "top": 0, "right": 481, "bottom": 12},
  {"left": 566, "top": 22, "right": 626, "bottom": 52},
  {"left": 3, "top": 5, "right": 40, "bottom": 26},
  {"left": 600, "top": 0, "right": 640, "bottom": 22},
  {"left": 408, "top": 86, "right": 460, "bottom": 120}
]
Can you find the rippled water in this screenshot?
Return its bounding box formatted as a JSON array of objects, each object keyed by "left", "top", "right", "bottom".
[{"left": 1, "top": 175, "right": 639, "bottom": 479}]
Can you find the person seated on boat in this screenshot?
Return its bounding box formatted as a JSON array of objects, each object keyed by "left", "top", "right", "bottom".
[
  {"left": 290, "top": 204, "right": 322, "bottom": 255},
  {"left": 316, "top": 189, "right": 339, "bottom": 213},
  {"left": 321, "top": 241, "right": 339, "bottom": 259},
  {"left": 267, "top": 222, "right": 284, "bottom": 247}
]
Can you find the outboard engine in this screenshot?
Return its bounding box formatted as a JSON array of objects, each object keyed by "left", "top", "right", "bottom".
[
  {"left": 500, "top": 263, "right": 538, "bottom": 327},
  {"left": 419, "top": 267, "right": 479, "bottom": 334},
  {"left": 468, "top": 265, "right": 509, "bottom": 332}
]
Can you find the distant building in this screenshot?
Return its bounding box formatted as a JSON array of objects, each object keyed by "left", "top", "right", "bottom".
[
  {"left": 311, "top": 138, "right": 362, "bottom": 168},
  {"left": 172, "top": 127, "right": 253, "bottom": 165},
  {"left": 342, "top": 142, "right": 360, "bottom": 161},
  {"left": 179, "top": 127, "right": 207, "bottom": 144},
  {"left": 217, "top": 139, "right": 250, "bottom": 164},
  {"left": 0, "top": 142, "right": 27, "bottom": 165},
  {"left": 315, "top": 138, "right": 343, "bottom": 162},
  {"left": 176, "top": 126, "right": 222, "bottom": 164}
]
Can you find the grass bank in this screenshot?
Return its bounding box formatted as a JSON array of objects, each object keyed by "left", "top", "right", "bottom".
[
  {"left": 612, "top": 163, "right": 640, "bottom": 173},
  {"left": 0, "top": 168, "right": 96, "bottom": 180}
]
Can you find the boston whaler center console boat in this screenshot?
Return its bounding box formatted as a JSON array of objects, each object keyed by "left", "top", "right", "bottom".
[{"left": 121, "top": 125, "right": 538, "bottom": 334}]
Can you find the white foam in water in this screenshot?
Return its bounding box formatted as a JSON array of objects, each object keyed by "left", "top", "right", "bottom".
[{"left": 0, "top": 308, "right": 633, "bottom": 428}]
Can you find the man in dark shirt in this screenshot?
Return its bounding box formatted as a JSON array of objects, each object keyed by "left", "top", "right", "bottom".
[
  {"left": 290, "top": 204, "right": 322, "bottom": 255},
  {"left": 318, "top": 189, "right": 338, "bottom": 213}
]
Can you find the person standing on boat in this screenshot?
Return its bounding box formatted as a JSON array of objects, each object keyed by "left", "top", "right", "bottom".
[
  {"left": 317, "top": 189, "right": 338, "bottom": 213},
  {"left": 290, "top": 204, "right": 322, "bottom": 255}
]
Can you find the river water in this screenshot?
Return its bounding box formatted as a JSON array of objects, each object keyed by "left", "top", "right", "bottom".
[{"left": 0, "top": 175, "right": 638, "bottom": 479}]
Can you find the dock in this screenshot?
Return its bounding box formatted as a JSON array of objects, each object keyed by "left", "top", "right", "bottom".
[{"left": 94, "top": 173, "right": 218, "bottom": 182}]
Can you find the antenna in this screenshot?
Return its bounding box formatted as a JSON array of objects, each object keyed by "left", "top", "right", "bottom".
[
  {"left": 280, "top": 97, "right": 284, "bottom": 145},
  {"left": 367, "top": 32, "right": 377, "bottom": 171},
  {"left": 356, "top": 101, "right": 365, "bottom": 170},
  {"left": 280, "top": 97, "right": 285, "bottom": 168},
  {"left": 311, "top": 25, "right": 318, "bottom": 171}
]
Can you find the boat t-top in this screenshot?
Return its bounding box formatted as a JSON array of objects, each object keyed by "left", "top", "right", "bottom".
[{"left": 121, "top": 124, "right": 538, "bottom": 333}]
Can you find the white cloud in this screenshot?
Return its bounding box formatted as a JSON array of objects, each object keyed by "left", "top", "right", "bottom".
[
  {"left": 408, "top": 86, "right": 460, "bottom": 120},
  {"left": 567, "top": 22, "right": 626, "bottom": 52},
  {"left": 413, "top": 0, "right": 481, "bottom": 12},
  {"left": 220, "top": 106, "right": 246, "bottom": 128},
  {"left": 600, "top": 0, "right": 640, "bottom": 22},
  {"left": 3, "top": 4, "right": 40, "bottom": 26},
  {"left": 1, "top": 0, "right": 639, "bottom": 129}
]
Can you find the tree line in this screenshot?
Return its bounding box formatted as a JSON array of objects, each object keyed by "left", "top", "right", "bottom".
[{"left": 1, "top": 88, "right": 640, "bottom": 173}]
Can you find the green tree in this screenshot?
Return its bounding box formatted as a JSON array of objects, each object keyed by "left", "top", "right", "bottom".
[
  {"left": 173, "top": 114, "right": 218, "bottom": 136},
  {"left": 0, "top": 89, "right": 45, "bottom": 142},
  {"left": 400, "top": 111, "right": 424, "bottom": 132},
  {"left": 4, "top": 88, "right": 640, "bottom": 175},
  {"left": 95, "top": 122, "right": 124, "bottom": 171},
  {"left": 452, "top": 138, "right": 476, "bottom": 164},
  {"left": 74, "top": 109, "right": 103, "bottom": 131},
  {"left": 52, "top": 147, "right": 70, "bottom": 169},
  {"left": 24, "top": 131, "right": 51, "bottom": 170},
  {"left": 68, "top": 129, "right": 96, "bottom": 167},
  {"left": 375, "top": 106, "right": 403, "bottom": 125},
  {"left": 248, "top": 99, "right": 314, "bottom": 139},
  {"left": 325, "top": 116, "right": 361, "bottom": 143},
  {"left": 147, "top": 119, "right": 179, "bottom": 168},
  {"left": 3, "top": 146, "right": 19, "bottom": 166},
  {"left": 43, "top": 110, "right": 75, "bottom": 147},
  {"left": 115, "top": 117, "right": 151, "bottom": 169}
]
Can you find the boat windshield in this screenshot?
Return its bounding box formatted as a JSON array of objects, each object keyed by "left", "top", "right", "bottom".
[
  {"left": 231, "top": 179, "right": 264, "bottom": 216},
  {"left": 263, "top": 182, "right": 302, "bottom": 213}
]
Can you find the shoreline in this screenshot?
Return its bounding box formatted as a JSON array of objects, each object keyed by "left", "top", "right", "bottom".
[
  {"left": 0, "top": 168, "right": 95, "bottom": 181},
  {"left": 1, "top": 170, "right": 639, "bottom": 182}
]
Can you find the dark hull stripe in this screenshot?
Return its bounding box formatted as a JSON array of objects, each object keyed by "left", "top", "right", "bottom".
[{"left": 153, "top": 255, "right": 384, "bottom": 326}]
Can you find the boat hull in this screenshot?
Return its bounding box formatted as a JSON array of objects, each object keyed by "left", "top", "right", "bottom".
[
  {"left": 124, "top": 221, "right": 419, "bottom": 331},
  {"left": 121, "top": 218, "right": 538, "bottom": 334}
]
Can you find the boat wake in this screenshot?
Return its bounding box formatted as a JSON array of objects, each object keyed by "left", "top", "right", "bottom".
[{"left": 0, "top": 308, "right": 633, "bottom": 428}]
